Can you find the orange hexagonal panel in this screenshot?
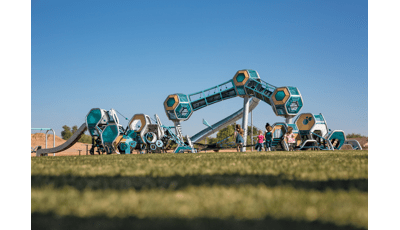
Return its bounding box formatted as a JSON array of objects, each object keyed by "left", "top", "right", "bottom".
[
  {"left": 271, "top": 87, "right": 290, "bottom": 105},
  {"left": 233, "top": 70, "right": 250, "bottom": 87},
  {"left": 164, "top": 94, "right": 179, "bottom": 111},
  {"left": 296, "top": 113, "right": 315, "bottom": 131}
]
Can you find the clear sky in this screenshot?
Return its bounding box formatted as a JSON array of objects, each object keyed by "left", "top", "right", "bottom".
[{"left": 31, "top": 0, "right": 368, "bottom": 137}]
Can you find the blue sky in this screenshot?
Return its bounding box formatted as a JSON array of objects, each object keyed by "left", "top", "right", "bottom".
[{"left": 31, "top": 0, "right": 368, "bottom": 137}]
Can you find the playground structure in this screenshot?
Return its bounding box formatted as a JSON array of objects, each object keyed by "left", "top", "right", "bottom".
[
  {"left": 35, "top": 69, "right": 362, "bottom": 156},
  {"left": 31, "top": 128, "right": 56, "bottom": 156},
  {"left": 264, "top": 113, "right": 362, "bottom": 151}
]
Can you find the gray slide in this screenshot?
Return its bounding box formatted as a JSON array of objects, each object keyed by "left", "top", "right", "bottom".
[
  {"left": 190, "top": 98, "right": 260, "bottom": 143},
  {"left": 36, "top": 123, "right": 87, "bottom": 156}
]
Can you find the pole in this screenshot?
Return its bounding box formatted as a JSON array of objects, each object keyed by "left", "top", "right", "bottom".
[
  {"left": 174, "top": 121, "right": 184, "bottom": 142},
  {"left": 53, "top": 130, "right": 55, "bottom": 156},
  {"left": 205, "top": 138, "right": 207, "bottom": 153},
  {"left": 44, "top": 129, "right": 56, "bottom": 156},
  {"left": 251, "top": 110, "right": 253, "bottom": 152},
  {"left": 242, "top": 96, "right": 250, "bottom": 152}
]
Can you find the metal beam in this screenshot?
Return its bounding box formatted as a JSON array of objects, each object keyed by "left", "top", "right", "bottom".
[
  {"left": 241, "top": 96, "right": 250, "bottom": 152},
  {"left": 251, "top": 110, "right": 253, "bottom": 152}
]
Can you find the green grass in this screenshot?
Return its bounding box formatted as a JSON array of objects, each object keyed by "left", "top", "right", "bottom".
[{"left": 31, "top": 150, "right": 368, "bottom": 230}]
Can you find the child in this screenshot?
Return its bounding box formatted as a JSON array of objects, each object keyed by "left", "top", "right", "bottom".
[
  {"left": 234, "top": 124, "right": 244, "bottom": 152},
  {"left": 265, "top": 125, "right": 273, "bottom": 151},
  {"left": 255, "top": 130, "right": 264, "bottom": 152},
  {"left": 284, "top": 126, "right": 296, "bottom": 151}
]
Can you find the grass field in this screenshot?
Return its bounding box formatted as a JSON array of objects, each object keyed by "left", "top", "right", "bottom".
[{"left": 31, "top": 150, "right": 368, "bottom": 230}]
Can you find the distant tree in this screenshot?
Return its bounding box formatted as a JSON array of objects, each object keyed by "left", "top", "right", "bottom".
[
  {"left": 203, "top": 124, "right": 259, "bottom": 147},
  {"left": 172, "top": 124, "right": 261, "bottom": 149},
  {"left": 61, "top": 125, "right": 73, "bottom": 140},
  {"left": 72, "top": 125, "right": 78, "bottom": 134},
  {"left": 246, "top": 125, "right": 259, "bottom": 147},
  {"left": 78, "top": 133, "right": 92, "bottom": 144},
  {"left": 215, "top": 124, "right": 235, "bottom": 143},
  {"left": 207, "top": 136, "right": 217, "bottom": 144}
]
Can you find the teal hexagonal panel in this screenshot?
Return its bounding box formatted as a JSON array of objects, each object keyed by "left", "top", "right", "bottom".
[
  {"left": 288, "top": 87, "right": 299, "bottom": 96},
  {"left": 236, "top": 73, "right": 246, "bottom": 83},
  {"left": 275, "top": 91, "right": 286, "bottom": 101},
  {"left": 175, "top": 103, "right": 192, "bottom": 119},
  {"left": 86, "top": 109, "right": 102, "bottom": 126},
  {"left": 102, "top": 125, "right": 119, "bottom": 143},
  {"left": 178, "top": 94, "right": 188, "bottom": 102},
  {"left": 247, "top": 70, "right": 258, "bottom": 79},
  {"left": 329, "top": 131, "right": 346, "bottom": 149},
  {"left": 167, "top": 98, "right": 176, "bottom": 107},
  {"left": 274, "top": 105, "right": 286, "bottom": 115},
  {"left": 286, "top": 97, "right": 303, "bottom": 114}
]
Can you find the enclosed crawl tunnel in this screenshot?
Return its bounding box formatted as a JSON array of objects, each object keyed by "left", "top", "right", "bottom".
[{"left": 163, "top": 70, "right": 304, "bottom": 123}]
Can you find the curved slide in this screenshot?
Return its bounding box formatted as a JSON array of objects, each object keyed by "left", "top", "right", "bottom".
[
  {"left": 190, "top": 97, "right": 260, "bottom": 143},
  {"left": 36, "top": 123, "right": 87, "bottom": 156}
]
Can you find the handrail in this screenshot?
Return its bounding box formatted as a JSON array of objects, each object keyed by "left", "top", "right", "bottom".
[{"left": 310, "top": 131, "right": 335, "bottom": 151}]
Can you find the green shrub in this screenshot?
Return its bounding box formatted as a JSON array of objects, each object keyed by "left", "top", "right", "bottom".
[{"left": 61, "top": 125, "right": 92, "bottom": 144}]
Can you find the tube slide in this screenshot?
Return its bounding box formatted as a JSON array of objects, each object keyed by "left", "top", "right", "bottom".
[{"left": 190, "top": 97, "right": 260, "bottom": 143}]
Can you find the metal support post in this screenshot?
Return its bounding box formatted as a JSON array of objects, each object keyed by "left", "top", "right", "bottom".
[
  {"left": 241, "top": 96, "right": 250, "bottom": 152},
  {"left": 174, "top": 121, "right": 184, "bottom": 142},
  {"left": 251, "top": 110, "right": 253, "bottom": 152},
  {"left": 46, "top": 129, "right": 56, "bottom": 156},
  {"left": 285, "top": 117, "right": 293, "bottom": 124}
]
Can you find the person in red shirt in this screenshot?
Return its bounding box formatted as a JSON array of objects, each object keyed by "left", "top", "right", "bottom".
[{"left": 255, "top": 130, "right": 264, "bottom": 152}]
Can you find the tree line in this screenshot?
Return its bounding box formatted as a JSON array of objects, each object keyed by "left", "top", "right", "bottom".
[
  {"left": 197, "top": 124, "right": 260, "bottom": 146},
  {"left": 61, "top": 125, "right": 92, "bottom": 144}
]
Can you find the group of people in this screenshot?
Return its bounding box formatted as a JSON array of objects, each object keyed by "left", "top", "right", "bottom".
[{"left": 234, "top": 123, "right": 296, "bottom": 152}]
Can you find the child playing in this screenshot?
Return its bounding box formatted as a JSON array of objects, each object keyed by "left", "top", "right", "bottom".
[
  {"left": 284, "top": 126, "right": 296, "bottom": 151},
  {"left": 234, "top": 124, "right": 244, "bottom": 152},
  {"left": 264, "top": 125, "right": 273, "bottom": 151},
  {"left": 255, "top": 130, "right": 264, "bottom": 152}
]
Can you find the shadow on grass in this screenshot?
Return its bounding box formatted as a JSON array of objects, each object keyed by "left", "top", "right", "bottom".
[
  {"left": 31, "top": 213, "right": 365, "bottom": 230},
  {"left": 31, "top": 174, "right": 367, "bottom": 192}
]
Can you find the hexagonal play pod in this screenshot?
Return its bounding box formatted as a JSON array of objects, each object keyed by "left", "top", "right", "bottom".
[
  {"left": 163, "top": 93, "right": 193, "bottom": 121},
  {"left": 271, "top": 86, "right": 303, "bottom": 118}
]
